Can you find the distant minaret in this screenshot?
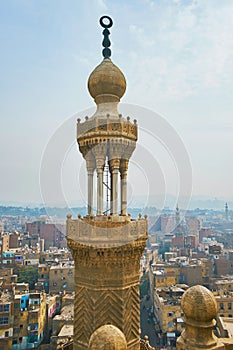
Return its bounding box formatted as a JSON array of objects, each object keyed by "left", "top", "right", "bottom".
[
  {"left": 225, "top": 202, "right": 229, "bottom": 221},
  {"left": 176, "top": 203, "right": 180, "bottom": 227},
  {"left": 175, "top": 204, "right": 186, "bottom": 239}
]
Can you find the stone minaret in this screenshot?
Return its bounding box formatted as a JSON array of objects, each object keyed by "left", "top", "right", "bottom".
[
  {"left": 67, "top": 16, "right": 148, "bottom": 350},
  {"left": 175, "top": 204, "right": 185, "bottom": 238},
  {"left": 225, "top": 202, "right": 229, "bottom": 221},
  {"left": 175, "top": 203, "right": 180, "bottom": 228}
]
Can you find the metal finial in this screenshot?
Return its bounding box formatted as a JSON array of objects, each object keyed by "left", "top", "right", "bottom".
[{"left": 99, "top": 15, "right": 113, "bottom": 59}]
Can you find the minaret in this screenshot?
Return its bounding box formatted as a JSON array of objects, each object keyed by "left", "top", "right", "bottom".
[
  {"left": 175, "top": 203, "right": 180, "bottom": 227},
  {"left": 67, "top": 16, "right": 148, "bottom": 350},
  {"left": 175, "top": 203, "right": 182, "bottom": 236},
  {"left": 225, "top": 202, "right": 229, "bottom": 221}
]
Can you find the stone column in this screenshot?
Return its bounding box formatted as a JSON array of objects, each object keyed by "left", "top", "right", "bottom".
[
  {"left": 87, "top": 168, "right": 94, "bottom": 215},
  {"left": 109, "top": 159, "right": 120, "bottom": 215},
  {"left": 120, "top": 159, "right": 128, "bottom": 216},
  {"left": 96, "top": 160, "right": 104, "bottom": 215},
  {"left": 85, "top": 152, "right": 95, "bottom": 216},
  {"left": 92, "top": 144, "right": 107, "bottom": 216}
]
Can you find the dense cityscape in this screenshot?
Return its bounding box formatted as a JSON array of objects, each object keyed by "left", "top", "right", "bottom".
[
  {"left": 1, "top": 1, "right": 233, "bottom": 350},
  {"left": 1, "top": 204, "right": 233, "bottom": 349}
]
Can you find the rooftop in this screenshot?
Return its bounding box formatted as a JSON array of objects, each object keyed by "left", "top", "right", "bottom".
[
  {"left": 50, "top": 262, "right": 74, "bottom": 270},
  {"left": 156, "top": 286, "right": 186, "bottom": 306},
  {"left": 220, "top": 317, "right": 233, "bottom": 338},
  {"left": 0, "top": 291, "right": 13, "bottom": 303},
  {"left": 58, "top": 325, "right": 74, "bottom": 338},
  {"left": 54, "top": 304, "right": 74, "bottom": 321}
]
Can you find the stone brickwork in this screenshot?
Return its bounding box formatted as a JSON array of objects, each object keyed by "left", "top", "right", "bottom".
[{"left": 67, "top": 216, "right": 147, "bottom": 350}]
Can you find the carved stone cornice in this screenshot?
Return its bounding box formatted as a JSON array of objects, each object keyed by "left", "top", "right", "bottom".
[
  {"left": 77, "top": 117, "right": 137, "bottom": 144},
  {"left": 67, "top": 236, "right": 147, "bottom": 268}
]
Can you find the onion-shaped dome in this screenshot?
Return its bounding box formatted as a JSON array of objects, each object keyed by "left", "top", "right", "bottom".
[{"left": 88, "top": 59, "right": 126, "bottom": 104}]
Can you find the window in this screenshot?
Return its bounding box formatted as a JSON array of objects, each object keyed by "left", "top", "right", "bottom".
[
  {"left": 30, "top": 324, "right": 37, "bottom": 331},
  {"left": 5, "top": 331, "right": 9, "bottom": 337},
  {"left": 228, "top": 303, "right": 232, "bottom": 310},
  {"left": 220, "top": 303, "right": 224, "bottom": 310},
  {"left": 0, "top": 317, "right": 8, "bottom": 325},
  {"left": 228, "top": 314, "right": 233, "bottom": 318},
  {"left": 0, "top": 304, "right": 9, "bottom": 312}
]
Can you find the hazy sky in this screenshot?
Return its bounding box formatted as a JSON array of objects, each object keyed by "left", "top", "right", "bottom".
[{"left": 1, "top": 0, "right": 233, "bottom": 207}]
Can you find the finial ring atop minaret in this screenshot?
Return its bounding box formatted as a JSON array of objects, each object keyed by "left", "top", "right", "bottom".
[
  {"left": 100, "top": 15, "right": 113, "bottom": 59},
  {"left": 100, "top": 15, "right": 113, "bottom": 29},
  {"left": 87, "top": 15, "right": 126, "bottom": 109}
]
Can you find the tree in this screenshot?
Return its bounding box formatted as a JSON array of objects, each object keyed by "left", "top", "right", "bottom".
[{"left": 14, "top": 265, "right": 38, "bottom": 290}]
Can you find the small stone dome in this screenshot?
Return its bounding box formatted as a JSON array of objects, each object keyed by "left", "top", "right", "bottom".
[
  {"left": 88, "top": 324, "right": 127, "bottom": 350},
  {"left": 88, "top": 59, "right": 126, "bottom": 103},
  {"left": 181, "top": 285, "right": 217, "bottom": 323}
]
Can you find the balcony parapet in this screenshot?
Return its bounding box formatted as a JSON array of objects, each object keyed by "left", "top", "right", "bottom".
[
  {"left": 77, "top": 116, "right": 137, "bottom": 145},
  {"left": 66, "top": 214, "right": 147, "bottom": 248}
]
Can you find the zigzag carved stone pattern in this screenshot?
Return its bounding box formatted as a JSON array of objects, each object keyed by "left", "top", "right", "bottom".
[
  {"left": 74, "top": 284, "right": 141, "bottom": 350},
  {"left": 67, "top": 219, "right": 147, "bottom": 350}
]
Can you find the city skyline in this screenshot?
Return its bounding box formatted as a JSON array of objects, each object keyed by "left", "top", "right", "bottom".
[{"left": 1, "top": 0, "right": 233, "bottom": 207}]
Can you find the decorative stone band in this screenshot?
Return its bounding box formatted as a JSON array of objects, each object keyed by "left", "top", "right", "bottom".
[
  {"left": 182, "top": 315, "right": 216, "bottom": 328},
  {"left": 67, "top": 235, "right": 147, "bottom": 268},
  {"left": 66, "top": 215, "right": 148, "bottom": 248},
  {"left": 77, "top": 116, "right": 138, "bottom": 142}
]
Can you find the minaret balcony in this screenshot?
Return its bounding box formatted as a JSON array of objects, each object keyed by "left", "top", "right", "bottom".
[
  {"left": 66, "top": 214, "right": 148, "bottom": 247},
  {"left": 77, "top": 116, "right": 137, "bottom": 144}
]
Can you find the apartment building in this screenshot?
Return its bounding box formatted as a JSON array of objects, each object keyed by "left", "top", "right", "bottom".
[
  {"left": 49, "top": 263, "right": 74, "bottom": 294},
  {"left": 12, "top": 290, "right": 46, "bottom": 349}
]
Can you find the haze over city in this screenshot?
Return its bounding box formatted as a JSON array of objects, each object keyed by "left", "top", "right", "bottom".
[
  {"left": 2, "top": 3, "right": 233, "bottom": 350},
  {"left": 1, "top": 0, "right": 233, "bottom": 208}
]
